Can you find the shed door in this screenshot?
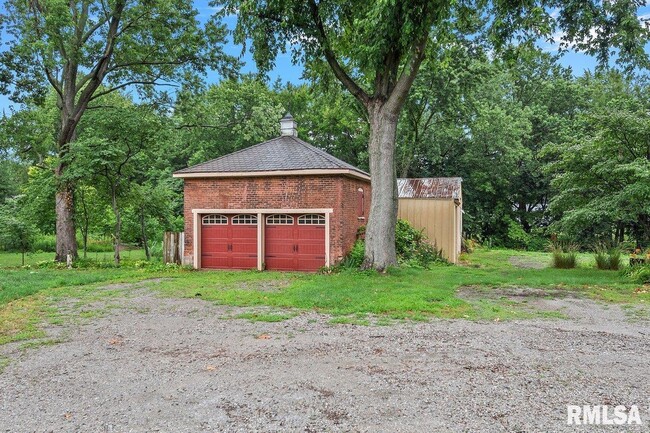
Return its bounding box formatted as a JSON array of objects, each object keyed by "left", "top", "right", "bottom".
[
  {"left": 201, "top": 214, "right": 257, "bottom": 269},
  {"left": 265, "top": 214, "right": 325, "bottom": 271}
]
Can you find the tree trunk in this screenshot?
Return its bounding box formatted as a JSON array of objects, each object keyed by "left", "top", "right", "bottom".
[
  {"left": 111, "top": 186, "right": 121, "bottom": 265},
  {"left": 54, "top": 100, "right": 80, "bottom": 262},
  {"left": 78, "top": 188, "right": 89, "bottom": 259},
  {"left": 362, "top": 103, "right": 399, "bottom": 271},
  {"left": 140, "top": 208, "right": 150, "bottom": 261},
  {"left": 55, "top": 174, "right": 78, "bottom": 262}
]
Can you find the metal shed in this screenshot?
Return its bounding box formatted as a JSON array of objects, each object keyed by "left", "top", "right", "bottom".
[{"left": 397, "top": 177, "right": 463, "bottom": 263}]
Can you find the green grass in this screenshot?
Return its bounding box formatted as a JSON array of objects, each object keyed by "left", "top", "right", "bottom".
[
  {"left": 150, "top": 249, "right": 646, "bottom": 318},
  {"left": 0, "top": 249, "right": 148, "bottom": 268},
  {"left": 0, "top": 267, "right": 157, "bottom": 306},
  {"left": 0, "top": 247, "right": 647, "bottom": 346}
]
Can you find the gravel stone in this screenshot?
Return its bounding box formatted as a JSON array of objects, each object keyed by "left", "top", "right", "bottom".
[{"left": 0, "top": 288, "right": 648, "bottom": 432}]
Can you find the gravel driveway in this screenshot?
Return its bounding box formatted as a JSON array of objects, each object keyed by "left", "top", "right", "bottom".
[{"left": 0, "top": 283, "right": 648, "bottom": 433}]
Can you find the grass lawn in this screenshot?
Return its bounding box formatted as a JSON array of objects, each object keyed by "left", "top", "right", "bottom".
[
  {"left": 0, "top": 248, "right": 647, "bottom": 345},
  {"left": 0, "top": 249, "right": 148, "bottom": 267}
]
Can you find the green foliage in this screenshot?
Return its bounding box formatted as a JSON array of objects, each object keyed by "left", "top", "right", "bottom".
[
  {"left": 0, "top": 196, "right": 38, "bottom": 265},
  {"left": 341, "top": 220, "right": 445, "bottom": 270},
  {"left": 594, "top": 245, "right": 622, "bottom": 271},
  {"left": 395, "top": 219, "right": 445, "bottom": 268},
  {"left": 32, "top": 235, "right": 56, "bottom": 253},
  {"left": 549, "top": 242, "right": 578, "bottom": 269},
  {"left": 622, "top": 264, "right": 650, "bottom": 284},
  {"left": 546, "top": 72, "right": 650, "bottom": 248},
  {"left": 339, "top": 240, "right": 366, "bottom": 269}
]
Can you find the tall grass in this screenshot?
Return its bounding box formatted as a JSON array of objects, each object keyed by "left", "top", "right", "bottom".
[
  {"left": 549, "top": 242, "right": 578, "bottom": 269},
  {"left": 594, "top": 245, "right": 622, "bottom": 270}
]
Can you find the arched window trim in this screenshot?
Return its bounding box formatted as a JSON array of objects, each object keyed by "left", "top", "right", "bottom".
[
  {"left": 298, "top": 214, "right": 325, "bottom": 225},
  {"left": 202, "top": 214, "right": 228, "bottom": 225},
  {"left": 266, "top": 214, "right": 294, "bottom": 225},
  {"left": 232, "top": 214, "right": 258, "bottom": 225}
]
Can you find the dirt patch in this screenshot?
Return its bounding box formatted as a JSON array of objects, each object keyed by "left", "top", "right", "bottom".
[
  {"left": 508, "top": 255, "right": 548, "bottom": 269},
  {"left": 96, "top": 278, "right": 171, "bottom": 291},
  {"left": 235, "top": 279, "right": 291, "bottom": 292},
  {"left": 458, "top": 285, "right": 582, "bottom": 300},
  {"left": 0, "top": 290, "right": 648, "bottom": 432}
]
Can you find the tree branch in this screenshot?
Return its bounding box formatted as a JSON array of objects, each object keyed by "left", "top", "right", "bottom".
[
  {"left": 384, "top": 34, "right": 429, "bottom": 114},
  {"left": 88, "top": 78, "right": 176, "bottom": 101},
  {"left": 307, "top": 0, "right": 369, "bottom": 106}
]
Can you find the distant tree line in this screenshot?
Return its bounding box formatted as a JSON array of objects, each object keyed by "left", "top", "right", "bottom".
[
  {"left": 2, "top": 55, "right": 649, "bottom": 258},
  {"left": 1, "top": 0, "right": 648, "bottom": 265}
]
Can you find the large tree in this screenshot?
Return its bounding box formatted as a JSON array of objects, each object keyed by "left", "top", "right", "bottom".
[
  {"left": 0, "top": 0, "right": 235, "bottom": 261},
  {"left": 547, "top": 72, "right": 650, "bottom": 247},
  {"left": 217, "top": 0, "right": 649, "bottom": 271}
]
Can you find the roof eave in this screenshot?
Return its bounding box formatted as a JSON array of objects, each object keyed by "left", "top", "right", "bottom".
[{"left": 173, "top": 168, "right": 371, "bottom": 182}]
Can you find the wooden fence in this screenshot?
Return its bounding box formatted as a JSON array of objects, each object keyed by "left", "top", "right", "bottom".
[{"left": 163, "top": 232, "right": 184, "bottom": 265}]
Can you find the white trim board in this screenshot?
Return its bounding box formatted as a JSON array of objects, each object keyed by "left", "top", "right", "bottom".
[{"left": 192, "top": 208, "right": 333, "bottom": 214}]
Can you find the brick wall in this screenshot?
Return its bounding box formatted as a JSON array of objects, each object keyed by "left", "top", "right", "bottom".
[{"left": 182, "top": 174, "right": 370, "bottom": 267}]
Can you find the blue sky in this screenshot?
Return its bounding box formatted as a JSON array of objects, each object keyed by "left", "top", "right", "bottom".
[{"left": 1, "top": 1, "right": 649, "bottom": 113}]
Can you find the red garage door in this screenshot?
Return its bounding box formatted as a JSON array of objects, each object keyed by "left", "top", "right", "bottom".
[
  {"left": 201, "top": 214, "right": 257, "bottom": 269},
  {"left": 265, "top": 214, "right": 326, "bottom": 271}
]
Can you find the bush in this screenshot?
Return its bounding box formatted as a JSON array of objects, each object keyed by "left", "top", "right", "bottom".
[
  {"left": 84, "top": 238, "right": 114, "bottom": 253},
  {"left": 461, "top": 238, "right": 477, "bottom": 253},
  {"left": 621, "top": 264, "right": 650, "bottom": 284},
  {"left": 33, "top": 234, "right": 57, "bottom": 252},
  {"left": 549, "top": 241, "right": 578, "bottom": 269},
  {"left": 339, "top": 240, "right": 365, "bottom": 269},
  {"left": 339, "top": 220, "right": 446, "bottom": 270},
  {"left": 593, "top": 244, "right": 622, "bottom": 270},
  {"left": 526, "top": 234, "right": 549, "bottom": 252},
  {"left": 31, "top": 234, "right": 115, "bottom": 253}
]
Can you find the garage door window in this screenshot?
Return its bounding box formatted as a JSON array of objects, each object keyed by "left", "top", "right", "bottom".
[
  {"left": 202, "top": 214, "right": 228, "bottom": 225},
  {"left": 266, "top": 214, "right": 294, "bottom": 225},
  {"left": 232, "top": 214, "right": 258, "bottom": 225},
  {"left": 298, "top": 214, "right": 325, "bottom": 225}
]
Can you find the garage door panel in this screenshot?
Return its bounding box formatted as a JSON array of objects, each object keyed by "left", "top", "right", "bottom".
[
  {"left": 201, "top": 216, "right": 257, "bottom": 270},
  {"left": 265, "top": 226, "right": 294, "bottom": 256},
  {"left": 201, "top": 255, "right": 230, "bottom": 268},
  {"left": 231, "top": 226, "right": 257, "bottom": 239},
  {"left": 296, "top": 243, "right": 325, "bottom": 255},
  {"left": 229, "top": 255, "right": 257, "bottom": 269},
  {"left": 297, "top": 258, "right": 325, "bottom": 271},
  {"left": 296, "top": 226, "right": 325, "bottom": 240},
  {"left": 264, "top": 257, "right": 295, "bottom": 271},
  {"left": 265, "top": 214, "right": 325, "bottom": 271}
]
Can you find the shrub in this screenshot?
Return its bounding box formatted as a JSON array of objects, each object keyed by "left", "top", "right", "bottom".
[
  {"left": 339, "top": 240, "right": 365, "bottom": 269},
  {"left": 526, "top": 234, "right": 549, "bottom": 252},
  {"left": 339, "top": 220, "right": 446, "bottom": 270},
  {"left": 33, "top": 234, "right": 57, "bottom": 252},
  {"left": 549, "top": 241, "right": 578, "bottom": 269},
  {"left": 621, "top": 264, "right": 650, "bottom": 284},
  {"left": 84, "top": 238, "right": 114, "bottom": 253},
  {"left": 594, "top": 244, "right": 622, "bottom": 270},
  {"left": 461, "top": 238, "right": 477, "bottom": 253}
]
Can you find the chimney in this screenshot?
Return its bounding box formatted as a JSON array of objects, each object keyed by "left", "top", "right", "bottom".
[{"left": 280, "top": 113, "right": 298, "bottom": 137}]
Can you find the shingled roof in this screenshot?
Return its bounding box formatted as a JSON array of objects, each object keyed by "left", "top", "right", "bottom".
[
  {"left": 397, "top": 178, "right": 462, "bottom": 200},
  {"left": 173, "top": 135, "right": 369, "bottom": 180}
]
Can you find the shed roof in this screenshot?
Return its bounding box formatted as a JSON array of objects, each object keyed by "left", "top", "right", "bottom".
[
  {"left": 397, "top": 177, "right": 462, "bottom": 200},
  {"left": 173, "top": 135, "right": 369, "bottom": 180}
]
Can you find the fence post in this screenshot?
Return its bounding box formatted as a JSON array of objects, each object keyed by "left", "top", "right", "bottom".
[{"left": 163, "top": 232, "right": 183, "bottom": 265}]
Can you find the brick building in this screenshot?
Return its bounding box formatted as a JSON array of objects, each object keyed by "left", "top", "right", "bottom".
[{"left": 173, "top": 114, "right": 370, "bottom": 271}]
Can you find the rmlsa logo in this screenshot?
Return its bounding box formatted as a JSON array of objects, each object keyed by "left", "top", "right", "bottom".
[{"left": 567, "top": 405, "right": 643, "bottom": 425}]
